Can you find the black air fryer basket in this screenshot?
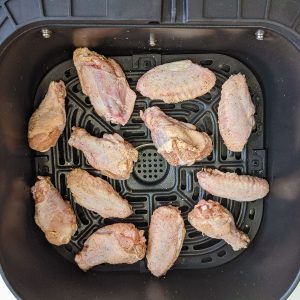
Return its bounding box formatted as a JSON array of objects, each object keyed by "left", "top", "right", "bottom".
[{"left": 0, "top": 1, "right": 299, "bottom": 299}]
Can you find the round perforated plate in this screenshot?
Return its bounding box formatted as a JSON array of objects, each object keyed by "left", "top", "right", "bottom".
[
  {"left": 34, "top": 53, "right": 265, "bottom": 272},
  {"left": 134, "top": 145, "right": 168, "bottom": 183}
]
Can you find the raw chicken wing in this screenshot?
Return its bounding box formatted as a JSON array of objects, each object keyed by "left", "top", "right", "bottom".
[
  {"left": 137, "top": 60, "right": 216, "bottom": 103},
  {"left": 218, "top": 73, "right": 255, "bottom": 151},
  {"left": 197, "top": 168, "right": 269, "bottom": 201},
  {"left": 146, "top": 206, "right": 185, "bottom": 277},
  {"left": 73, "top": 48, "right": 136, "bottom": 125},
  {"left": 68, "top": 127, "right": 138, "bottom": 180},
  {"left": 67, "top": 168, "right": 132, "bottom": 218},
  {"left": 75, "top": 223, "right": 146, "bottom": 271},
  {"left": 28, "top": 81, "right": 66, "bottom": 152},
  {"left": 140, "top": 106, "right": 212, "bottom": 166},
  {"left": 188, "top": 199, "right": 249, "bottom": 251},
  {"left": 31, "top": 176, "right": 77, "bottom": 245}
]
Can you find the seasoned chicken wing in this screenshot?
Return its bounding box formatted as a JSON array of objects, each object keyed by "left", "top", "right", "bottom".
[
  {"left": 146, "top": 206, "right": 185, "bottom": 277},
  {"left": 137, "top": 60, "right": 216, "bottom": 103},
  {"left": 188, "top": 199, "right": 250, "bottom": 251},
  {"left": 218, "top": 73, "right": 255, "bottom": 151},
  {"left": 31, "top": 176, "right": 77, "bottom": 246},
  {"left": 68, "top": 127, "right": 138, "bottom": 180},
  {"left": 67, "top": 169, "right": 132, "bottom": 218},
  {"left": 73, "top": 48, "right": 136, "bottom": 125},
  {"left": 28, "top": 81, "right": 66, "bottom": 152},
  {"left": 140, "top": 106, "right": 212, "bottom": 166},
  {"left": 197, "top": 168, "right": 269, "bottom": 201},
  {"left": 75, "top": 223, "right": 146, "bottom": 271}
]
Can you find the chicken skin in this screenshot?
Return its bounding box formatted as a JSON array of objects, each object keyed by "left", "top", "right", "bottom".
[
  {"left": 146, "top": 206, "right": 185, "bottom": 277},
  {"left": 73, "top": 48, "right": 136, "bottom": 125},
  {"left": 68, "top": 127, "right": 138, "bottom": 180},
  {"left": 31, "top": 176, "right": 77, "bottom": 246},
  {"left": 188, "top": 199, "right": 250, "bottom": 251},
  {"left": 140, "top": 106, "right": 212, "bottom": 166},
  {"left": 218, "top": 74, "right": 255, "bottom": 152},
  {"left": 137, "top": 60, "right": 216, "bottom": 103},
  {"left": 197, "top": 168, "right": 269, "bottom": 202},
  {"left": 28, "top": 81, "right": 66, "bottom": 152},
  {"left": 67, "top": 169, "right": 132, "bottom": 218},
  {"left": 75, "top": 223, "right": 146, "bottom": 271}
]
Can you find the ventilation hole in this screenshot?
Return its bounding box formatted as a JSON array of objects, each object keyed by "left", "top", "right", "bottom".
[
  {"left": 64, "top": 69, "right": 72, "bottom": 78},
  {"left": 182, "top": 103, "right": 200, "bottom": 113},
  {"left": 217, "top": 250, "right": 226, "bottom": 257},
  {"left": 181, "top": 246, "right": 188, "bottom": 251},
  {"left": 207, "top": 154, "right": 213, "bottom": 161},
  {"left": 131, "top": 117, "right": 143, "bottom": 123},
  {"left": 58, "top": 136, "right": 65, "bottom": 165},
  {"left": 138, "top": 170, "right": 141, "bottom": 173},
  {"left": 235, "top": 152, "right": 241, "bottom": 160},
  {"left": 243, "top": 225, "right": 250, "bottom": 234},
  {"left": 193, "top": 239, "right": 219, "bottom": 250},
  {"left": 72, "top": 83, "right": 81, "bottom": 93},
  {"left": 135, "top": 209, "right": 147, "bottom": 214},
  {"left": 176, "top": 116, "right": 188, "bottom": 122},
  {"left": 126, "top": 196, "right": 147, "bottom": 202},
  {"left": 123, "top": 131, "right": 145, "bottom": 138},
  {"left": 159, "top": 164, "right": 163, "bottom": 167},
  {"left": 104, "top": 218, "right": 115, "bottom": 225},
  {"left": 115, "top": 181, "right": 121, "bottom": 192},
  {"left": 154, "top": 174, "right": 158, "bottom": 178},
  {"left": 159, "top": 169, "right": 163, "bottom": 172},
  {"left": 188, "top": 231, "right": 201, "bottom": 238},
  {"left": 143, "top": 169, "right": 146, "bottom": 173},
  {"left": 76, "top": 206, "right": 89, "bottom": 225},
  {"left": 143, "top": 164, "right": 146, "bottom": 168},
  {"left": 154, "top": 164, "right": 157, "bottom": 167},
  {"left": 201, "top": 92, "right": 212, "bottom": 101},
  {"left": 143, "top": 153, "right": 146, "bottom": 157},
  {"left": 149, "top": 175, "right": 152, "bottom": 178},
  {"left": 249, "top": 209, "right": 255, "bottom": 220},
  {"left": 201, "top": 257, "right": 212, "bottom": 263},
  {"left": 192, "top": 186, "right": 200, "bottom": 201},
  {"left": 85, "top": 97, "right": 91, "bottom": 105},
  {"left": 73, "top": 149, "right": 80, "bottom": 165},
  {"left": 221, "top": 143, "right": 227, "bottom": 160},
  {"left": 154, "top": 153, "right": 157, "bottom": 157},
  {"left": 149, "top": 169, "right": 152, "bottom": 173},
  {"left": 236, "top": 168, "right": 242, "bottom": 175},
  {"left": 156, "top": 195, "right": 177, "bottom": 202},
  {"left": 155, "top": 103, "right": 175, "bottom": 110},
  {"left": 179, "top": 205, "right": 189, "bottom": 213},
  {"left": 219, "top": 64, "right": 230, "bottom": 72},
  {"left": 180, "top": 170, "right": 187, "bottom": 190},
  {"left": 60, "top": 173, "right": 67, "bottom": 197},
  {"left": 200, "top": 59, "right": 213, "bottom": 66}
]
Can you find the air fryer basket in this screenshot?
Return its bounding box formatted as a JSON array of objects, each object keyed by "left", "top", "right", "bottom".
[
  {"left": 0, "top": 1, "right": 300, "bottom": 300},
  {"left": 35, "top": 53, "right": 264, "bottom": 271}
]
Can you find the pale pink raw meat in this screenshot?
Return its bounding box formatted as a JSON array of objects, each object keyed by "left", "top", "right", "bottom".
[
  {"left": 67, "top": 168, "right": 132, "bottom": 218},
  {"left": 218, "top": 73, "right": 255, "bottom": 151},
  {"left": 31, "top": 176, "right": 77, "bottom": 246},
  {"left": 140, "top": 106, "right": 212, "bottom": 166},
  {"left": 68, "top": 127, "right": 138, "bottom": 180},
  {"left": 136, "top": 60, "right": 216, "bottom": 103},
  {"left": 146, "top": 206, "right": 185, "bottom": 277},
  {"left": 197, "top": 168, "right": 269, "bottom": 201},
  {"left": 75, "top": 223, "right": 146, "bottom": 271},
  {"left": 188, "top": 199, "right": 250, "bottom": 251},
  {"left": 73, "top": 48, "right": 136, "bottom": 125},
  {"left": 28, "top": 81, "right": 66, "bottom": 152}
]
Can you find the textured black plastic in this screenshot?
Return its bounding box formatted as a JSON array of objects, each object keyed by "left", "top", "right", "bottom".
[{"left": 34, "top": 53, "right": 265, "bottom": 272}]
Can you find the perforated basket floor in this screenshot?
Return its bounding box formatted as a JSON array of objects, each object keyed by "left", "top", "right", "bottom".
[{"left": 34, "top": 53, "right": 265, "bottom": 272}]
